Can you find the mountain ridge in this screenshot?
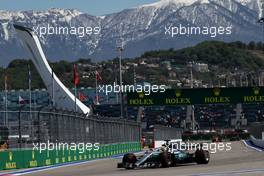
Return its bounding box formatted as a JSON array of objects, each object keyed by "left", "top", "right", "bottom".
[{"left": 0, "top": 0, "right": 264, "bottom": 66}]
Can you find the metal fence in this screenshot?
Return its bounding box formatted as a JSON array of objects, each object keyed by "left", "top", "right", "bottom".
[
  {"left": 0, "top": 109, "right": 141, "bottom": 149},
  {"left": 249, "top": 122, "right": 264, "bottom": 139},
  {"left": 154, "top": 125, "right": 182, "bottom": 141}
]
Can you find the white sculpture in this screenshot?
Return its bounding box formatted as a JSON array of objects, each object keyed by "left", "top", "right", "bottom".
[
  {"left": 260, "top": 0, "right": 264, "bottom": 20},
  {"left": 14, "top": 24, "right": 90, "bottom": 115}
]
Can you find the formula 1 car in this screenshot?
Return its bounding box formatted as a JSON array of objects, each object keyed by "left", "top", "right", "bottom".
[{"left": 117, "top": 141, "right": 210, "bottom": 169}]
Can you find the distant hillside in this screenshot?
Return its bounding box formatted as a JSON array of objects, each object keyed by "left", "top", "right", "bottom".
[
  {"left": 0, "top": 0, "right": 264, "bottom": 65},
  {"left": 142, "top": 41, "right": 264, "bottom": 70},
  {"left": 1, "top": 41, "right": 264, "bottom": 90}
]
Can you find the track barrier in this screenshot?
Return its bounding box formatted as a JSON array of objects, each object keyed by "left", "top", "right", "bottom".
[
  {"left": 250, "top": 136, "right": 264, "bottom": 150},
  {"left": 0, "top": 142, "right": 141, "bottom": 170}
]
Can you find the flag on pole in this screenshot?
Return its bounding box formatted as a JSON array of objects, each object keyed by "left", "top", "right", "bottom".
[
  {"left": 4, "top": 75, "right": 8, "bottom": 126},
  {"left": 73, "top": 64, "right": 79, "bottom": 113},
  {"left": 51, "top": 70, "right": 55, "bottom": 106},
  {"left": 18, "top": 96, "right": 25, "bottom": 104},
  {"left": 28, "top": 65, "right": 32, "bottom": 103},
  {"left": 95, "top": 70, "right": 101, "bottom": 105},
  {"left": 78, "top": 92, "right": 87, "bottom": 102},
  {"left": 28, "top": 65, "right": 32, "bottom": 121},
  {"left": 73, "top": 64, "right": 80, "bottom": 86},
  {"left": 96, "top": 70, "right": 102, "bottom": 81},
  {"left": 95, "top": 95, "right": 99, "bottom": 104},
  {"left": 28, "top": 65, "right": 32, "bottom": 85},
  {"left": 4, "top": 75, "right": 7, "bottom": 90}
]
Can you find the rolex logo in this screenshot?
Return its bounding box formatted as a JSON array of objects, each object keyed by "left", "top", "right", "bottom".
[
  {"left": 32, "top": 151, "right": 35, "bottom": 160},
  {"left": 138, "top": 92, "right": 145, "bottom": 98},
  {"left": 9, "top": 152, "right": 13, "bottom": 161},
  {"left": 213, "top": 88, "right": 221, "bottom": 96},
  {"left": 253, "top": 87, "right": 260, "bottom": 95},
  {"left": 175, "top": 90, "right": 182, "bottom": 97}
]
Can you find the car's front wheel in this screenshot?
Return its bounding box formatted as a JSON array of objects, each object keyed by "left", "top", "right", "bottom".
[
  {"left": 122, "top": 153, "right": 137, "bottom": 169},
  {"left": 195, "top": 149, "right": 210, "bottom": 164},
  {"left": 158, "top": 152, "right": 172, "bottom": 168}
]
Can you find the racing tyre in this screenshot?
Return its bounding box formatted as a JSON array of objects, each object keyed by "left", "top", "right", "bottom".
[
  {"left": 122, "top": 153, "right": 137, "bottom": 169},
  {"left": 170, "top": 156, "right": 176, "bottom": 167},
  {"left": 195, "top": 150, "right": 210, "bottom": 164},
  {"left": 158, "top": 152, "right": 171, "bottom": 168}
]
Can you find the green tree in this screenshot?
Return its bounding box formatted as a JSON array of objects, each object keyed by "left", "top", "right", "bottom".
[
  {"left": 256, "top": 42, "right": 263, "bottom": 50},
  {"left": 248, "top": 41, "right": 256, "bottom": 50}
]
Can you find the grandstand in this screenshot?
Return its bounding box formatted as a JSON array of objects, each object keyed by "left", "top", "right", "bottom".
[
  {"left": 2, "top": 88, "right": 264, "bottom": 130},
  {"left": 0, "top": 88, "right": 118, "bottom": 110}
]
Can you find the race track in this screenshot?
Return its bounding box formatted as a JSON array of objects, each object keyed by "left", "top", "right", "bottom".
[{"left": 3, "top": 141, "right": 264, "bottom": 176}]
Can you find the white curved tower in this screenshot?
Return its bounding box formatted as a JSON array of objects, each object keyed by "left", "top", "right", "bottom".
[
  {"left": 259, "top": 0, "right": 264, "bottom": 20},
  {"left": 14, "top": 24, "right": 90, "bottom": 115}
]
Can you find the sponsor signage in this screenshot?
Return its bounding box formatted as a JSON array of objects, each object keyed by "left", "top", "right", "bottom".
[
  {"left": 0, "top": 142, "right": 141, "bottom": 170},
  {"left": 127, "top": 87, "right": 264, "bottom": 106}
]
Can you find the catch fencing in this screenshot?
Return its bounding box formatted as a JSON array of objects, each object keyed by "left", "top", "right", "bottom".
[
  {"left": 0, "top": 109, "right": 141, "bottom": 170},
  {"left": 154, "top": 125, "right": 182, "bottom": 141},
  {"left": 0, "top": 109, "right": 141, "bottom": 149}
]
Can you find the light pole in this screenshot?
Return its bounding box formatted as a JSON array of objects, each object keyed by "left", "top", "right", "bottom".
[
  {"left": 189, "top": 61, "right": 194, "bottom": 89},
  {"left": 117, "top": 41, "right": 124, "bottom": 118},
  {"left": 133, "top": 64, "right": 137, "bottom": 86},
  {"left": 258, "top": 8, "right": 264, "bottom": 85},
  {"left": 257, "top": 0, "right": 264, "bottom": 52},
  {"left": 187, "top": 61, "right": 195, "bottom": 131},
  {"left": 18, "top": 104, "right": 26, "bottom": 149},
  {"left": 239, "top": 73, "right": 243, "bottom": 87},
  {"left": 4, "top": 74, "right": 8, "bottom": 127},
  {"left": 37, "top": 105, "right": 47, "bottom": 143}
]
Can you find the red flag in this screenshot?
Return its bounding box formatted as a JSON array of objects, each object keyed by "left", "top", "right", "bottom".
[
  {"left": 4, "top": 75, "right": 7, "bottom": 90},
  {"left": 96, "top": 71, "right": 102, "bottom": 81},
  {"left": 95, "top": 95, "right": 100, "bottom": 105},
  {"left": 73, "top": 64, "right": 80, "bottom": 86},
  {"left": 78, "top": 92, "right": 87, "bottom": 101}
]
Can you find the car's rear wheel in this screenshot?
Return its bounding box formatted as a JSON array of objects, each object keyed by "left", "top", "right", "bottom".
[
  {"left": 195, "top": 150, "right": 210, "bottom": 164},
  {"left": 158, "top": 152, "right": 171, "bottom": 168},
  {"left": 122, "top": 153, "right": 137, "bottom": 169}
]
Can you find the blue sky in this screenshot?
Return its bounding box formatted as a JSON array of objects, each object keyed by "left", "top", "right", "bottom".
[{"left": 1, "top": 0, "right": 158, "bottom": 15}]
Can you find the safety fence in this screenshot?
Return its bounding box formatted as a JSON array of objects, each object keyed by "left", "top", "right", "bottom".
[
  {"left": 0, "top": 142, "right": 141, "bottom": 170},
  {"left": 0, "top": 110, "right": 141, "bottom": 149},
  {"left": 249, "top": 122, "right": 264, "bottom": 139},
  {"left": 154, "top": 125, "right": 182, "bottom": 141},
  {"left": 182, "top": 133, "right": 250, "bottom": 141}
]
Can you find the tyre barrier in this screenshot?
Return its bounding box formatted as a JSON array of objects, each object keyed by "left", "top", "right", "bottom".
[{"left": 0, "top": 142, "right": 141, "bottom": 170}]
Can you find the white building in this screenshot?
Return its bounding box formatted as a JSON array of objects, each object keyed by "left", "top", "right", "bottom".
[{"left": 193, "top": 63, "right": 209, "bottom": 72}]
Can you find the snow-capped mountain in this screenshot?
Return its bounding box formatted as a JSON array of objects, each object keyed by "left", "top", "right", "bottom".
[{"left": 0, "top": 0, "right": 263, "bottom": 66}]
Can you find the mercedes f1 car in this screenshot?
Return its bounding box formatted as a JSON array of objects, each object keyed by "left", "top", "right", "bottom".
[{"left": 117, "top": 141, "right": 210, "bottom": 169}]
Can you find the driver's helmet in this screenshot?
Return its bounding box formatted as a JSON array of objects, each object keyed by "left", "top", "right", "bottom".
[{"left": 160, "top": 145, "right": 167, "bottom": 152}]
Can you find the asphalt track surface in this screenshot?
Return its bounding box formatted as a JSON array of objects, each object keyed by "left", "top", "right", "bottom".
[{"left": 2, "top": 141, "right": 264, "bottom": 176}]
